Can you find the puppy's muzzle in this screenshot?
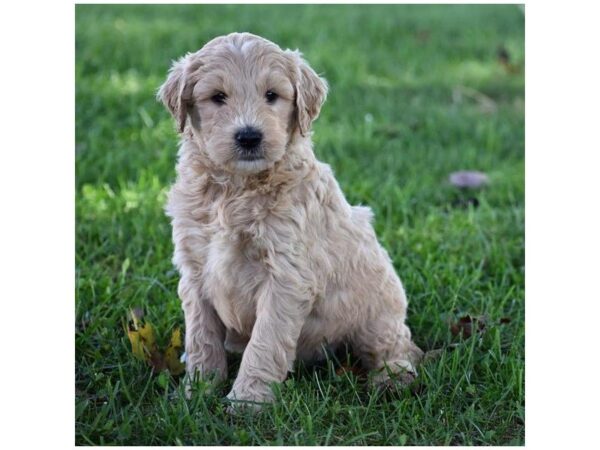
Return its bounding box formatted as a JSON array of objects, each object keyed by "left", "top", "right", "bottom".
[{"left": 235, "top": 126, "right": 264, "bottom": 160}]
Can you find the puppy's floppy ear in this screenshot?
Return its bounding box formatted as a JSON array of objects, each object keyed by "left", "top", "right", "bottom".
[
  {"left": 157, "top": 53, "right": 202, "bottom": 133},
  {"left": 287, "top": 50, "right": 328, "bottom": 136}
]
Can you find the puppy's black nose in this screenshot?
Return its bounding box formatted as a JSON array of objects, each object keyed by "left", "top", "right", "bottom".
[{"left": 235, "top": 127, "right": 263, "bottom": 149}]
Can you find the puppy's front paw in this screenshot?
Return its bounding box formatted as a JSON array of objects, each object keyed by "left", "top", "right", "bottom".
[
  {"left": 371, "top": 360, "right": 418, "bottom": 388},
  {"left": 225, "top": 381, "right": 274, "bottom": 414},
  {"left": 374, "top": 370, "right": 417, "bottom": 390}
]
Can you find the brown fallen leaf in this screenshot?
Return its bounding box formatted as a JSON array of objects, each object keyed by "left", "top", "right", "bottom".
[
  {"left": 497, "top": 45, "right": 520, "bottom": 74},
  {"left": 148, "top": 348, "right": 167, "bottom": 372},
  {"left": 497, "top": 46, "right": 510, "bottom": 65},
  {"left": 450, "top": 315, "right": 487, "bottom": 338}
]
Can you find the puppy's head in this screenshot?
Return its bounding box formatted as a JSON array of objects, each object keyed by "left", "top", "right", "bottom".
[{"left": 158, "top": 32, "right": 328, "bottom": 174}]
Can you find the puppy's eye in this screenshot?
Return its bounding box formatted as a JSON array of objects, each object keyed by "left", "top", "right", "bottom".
[
  {"left": 211, "top": 92, "right": 227, "bottom": 105},
  {"left": 265, "top": 90, "right": 278, "bottom": 104}
]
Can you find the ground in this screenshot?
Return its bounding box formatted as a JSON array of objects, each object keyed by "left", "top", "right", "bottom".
[{"left": 75, "top": 4, "right": 524, "bottom": 445}]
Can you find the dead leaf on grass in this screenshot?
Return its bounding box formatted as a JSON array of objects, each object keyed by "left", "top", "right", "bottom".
[
  {"left": 127, "top": 319, "right": 158, "bottom": 361},
  {"left": 126, "top": 308, "right": 185, "bottom": 376},
  {"left": 450, "top": 315, "right": 488, "bottom": 338},
  {"left": 497, "top": 45, "right": 521, "bottom": 74},
  {"left": 164, "top": 328, "right": 185, "bottom": 376},
  {"left": 448, "top": 314, "right": 512, "bottom": 338}
]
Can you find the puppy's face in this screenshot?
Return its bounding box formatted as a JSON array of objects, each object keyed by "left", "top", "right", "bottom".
[{"left": 158, "top": 33, "right": 328, "bottom": 174}]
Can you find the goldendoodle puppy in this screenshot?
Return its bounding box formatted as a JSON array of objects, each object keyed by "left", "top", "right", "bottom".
[{"left": 158, "top": 32, "right": 423, "bottom": 410}]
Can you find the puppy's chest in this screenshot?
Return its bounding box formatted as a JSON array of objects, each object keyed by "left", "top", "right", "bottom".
[
  {"left": 201, "top": 195, "right": 287, "bottom": 333},
  {"left": 211, "top": 193, "right": 281, "bottom": 258}
]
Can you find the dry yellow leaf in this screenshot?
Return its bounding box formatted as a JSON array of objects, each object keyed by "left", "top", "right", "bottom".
[
  {"left": 128, "top": 322, "right": 158, "bottom": 360},
  {"left": 164, "top": 328, "right": 185, "bottom": 376},
  {"left": 126, "top": 310, "right": 185, "bottom": 376}
]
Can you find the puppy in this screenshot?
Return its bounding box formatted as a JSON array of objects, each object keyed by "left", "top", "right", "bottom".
[{"left": 158, "top": 32, "right": 423, "bottom": 410}]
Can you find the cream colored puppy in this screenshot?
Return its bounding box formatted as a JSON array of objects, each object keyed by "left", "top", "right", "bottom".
[{"left": 158, "top": 32, "right": 423, "bottom": 410}]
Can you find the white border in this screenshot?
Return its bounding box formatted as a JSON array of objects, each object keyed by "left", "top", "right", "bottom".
[
  {"left": 3, "top": 1, "right": 600, "bottom": 449},
  {"left": 1, "top": 0, "right": 75, "bottom": 448},
  {"left": 526, "top": 1, "right": 600, "bottom": 449}
]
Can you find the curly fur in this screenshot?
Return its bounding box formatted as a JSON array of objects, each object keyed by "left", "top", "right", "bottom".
[{"left": 158, "top": 32, "right": 422, "bottom": 410}]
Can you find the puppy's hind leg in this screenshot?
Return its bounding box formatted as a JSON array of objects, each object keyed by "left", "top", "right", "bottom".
[
  {"left": 353, "top": 315, "right": 423, "bottom": 386},
  {"left": 179, "top": 277, "right": 227, "bottom": 398}
]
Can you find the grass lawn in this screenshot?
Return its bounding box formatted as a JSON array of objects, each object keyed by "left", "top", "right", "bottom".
[{"left": 75, "top": 4, "right": 524, "bottom": 445}]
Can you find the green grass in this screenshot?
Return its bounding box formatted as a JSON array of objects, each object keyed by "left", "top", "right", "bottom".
[{"left": 75, "top": 4, "right": 524, "bottom": 445}]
